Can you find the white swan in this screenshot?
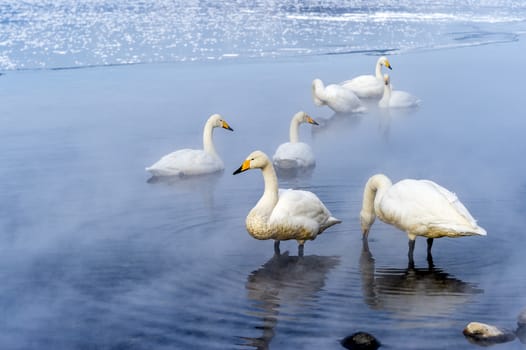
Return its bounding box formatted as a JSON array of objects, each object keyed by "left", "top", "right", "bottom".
[
  {"left": 379, "top": 74, "right": 420, "bottom": 108},
  {"left": 340, "top": 56, "right": 392, "bottom": 99},
  {"left": 146, "top": 114, "right": 233, "bottom": 177},
  {"left": 233, "top": 150, "right": 341, "bottom": 255},
  {"left": 312, "top": 78, "right": 366, "bottom": 114},
  {"left": 272, "top": 111, "right": 318, "bottom": 169},
  {"left": 360, "top": 174, "right": 486, "bottom": 263}
]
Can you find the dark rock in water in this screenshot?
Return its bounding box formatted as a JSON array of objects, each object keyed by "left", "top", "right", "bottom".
[
  {"left": 463, "top": 322, "right": 516, "bottom": 345},
  {"left": 341, "top": 332, "right": 381, "bottom": 350},
  {"left": 516, "top": 325, "right": 526, "bottom": 345},
  {"left": 518, "top": 308, "right": 526, "bottom": 327}
]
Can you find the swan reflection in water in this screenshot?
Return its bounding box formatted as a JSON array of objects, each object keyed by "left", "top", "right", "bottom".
[
  {"left": 146, "top": 171, "right": 223, "bottom": 207},
  {"left": 360, "top": 240, "right": 483, "bottom": 322},
  {"left": 241, "top": 251, "right": 339, "bottom": 349}
]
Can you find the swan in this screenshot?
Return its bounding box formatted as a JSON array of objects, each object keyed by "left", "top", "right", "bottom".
[
  {"left": 379, "top": 74, "right": 420, "bottom": 108},
  {"left": 360, "top": 174, "right": 486, "bottom": 263},
  {"left": 312, "top": 78, "right": 366, "bottom": 114},
  {"left": 233, "top": 151, "right": 341, "bottom": 255},
  {"left": 146, "top": 114, "right": 233, "bottom": 177},
  {"left": 340, "top": 56, "right": 392, "bottom": 99},
  {"left": 272, "top": 111, "right": 318, "bottom": 169}
]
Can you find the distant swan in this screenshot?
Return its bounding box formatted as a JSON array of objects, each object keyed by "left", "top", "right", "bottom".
[
  {"left": 146, "top": 114, "right": 233, "bottom": 177},
  {"left": 360, "top": 174, "right": 486, "bottom": 263},
  {"left": 312, "top": 78, "right": 366, "bottom": 114},
  {"left": 273, "top": 111, "right": 318, "bottom": 169},
  {"left": 341, "top": 56, "right": 392, "bottom": 99},
  {"left": 379, "top": 74, "right": 420, "bottom": 108},
  {"left": 233, "top": 151, "right": 341, "bottom": 255}
]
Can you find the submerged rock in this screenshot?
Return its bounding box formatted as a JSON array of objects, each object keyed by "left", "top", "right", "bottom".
[
  {"left": 341, "top": 332, "right": 381, "bottom": 350},
  {"left": 518, "top": 308, "right": 526, "bottom": 327},
  {"left": 463, "top": 322, "right": 516, "bottom": 345}
]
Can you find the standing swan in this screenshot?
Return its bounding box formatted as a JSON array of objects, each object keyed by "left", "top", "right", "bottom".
[
  {"left": 378, "top": 74, "right": 420, "bottom": 108},
  {"left": 360, "top": 174, "right": 486, "bottom": 264},
  {"left": 233, "top": 151, "right": 341, "bottom": 255},
  {"left": 312, "top": 78, "right": 366, "bottom": 114},
  {"left": 146, "top": 114, "right": 233, "bottom": 177},
  {"left": 273, "top": 111, "right": 318, "bottom": 169},
  {"left": 340, "top": 56, "right": 392, "bottom": 99}
]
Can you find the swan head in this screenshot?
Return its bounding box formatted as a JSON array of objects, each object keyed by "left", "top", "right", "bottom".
[
  {"left": 311, "top": 79, "right": 325, "bottom": 106},
  {"left": 383, "top": 74, "right": 391, "bottom": 86},
  {"left": 233, "top": 150, "right": 270, "bottom": 175},
  {"left": 379, "top": 56, "right": 392, "bottom": 70},
  {"left": 208, "top": 113, "right": 234, "bottom": 131},
  {"left": 294, "top": 111, "right": 319, "bottom": 125}
]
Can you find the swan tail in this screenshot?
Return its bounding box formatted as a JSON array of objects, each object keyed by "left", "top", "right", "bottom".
[
  {"left": 326, "top": 216, "right": 342, "bottom": 228},
  {"left": 432, "top": 223, "right": 487, "bottom": 237}
]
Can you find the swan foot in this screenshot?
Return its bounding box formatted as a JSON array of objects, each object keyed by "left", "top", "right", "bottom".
[{"left": 274, "top": 240, "right": 281, "bottom": 255}]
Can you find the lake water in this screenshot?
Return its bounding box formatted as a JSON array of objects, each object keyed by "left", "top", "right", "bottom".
[{"left": 1, "top": 1, "right": 526, "bottom": 350}]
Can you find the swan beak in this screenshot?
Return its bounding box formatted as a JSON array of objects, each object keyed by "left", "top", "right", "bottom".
[
  {"left": 385, "top": 61, "right": 393, "bottom": 70},
  {"left": 233, "top": 159, "right": 250, "bottom": 175},
  {"left": 222, "top": 121, "right": 234, "bottom": 131},
  {"left": 307, "top": 116, "right": 319, "bottom": 125}
]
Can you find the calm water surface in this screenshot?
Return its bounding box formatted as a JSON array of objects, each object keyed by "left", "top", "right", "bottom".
[{"left": 0, "top": 40, "right": 526, "bottom": 349}]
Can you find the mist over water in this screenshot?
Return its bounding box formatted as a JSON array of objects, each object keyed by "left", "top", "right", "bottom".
[{"left": 1, "top": 2, "right": 526, "bottom": 350}]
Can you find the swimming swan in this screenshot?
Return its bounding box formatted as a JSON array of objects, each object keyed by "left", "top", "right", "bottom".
[
  {"left": 360, "top": 174, "right": 486, "bottom": 263},
  {"left": 273, "top": 111, "right": 318, "bottom": 169},
  {"left": 379, "top": 74, "right": 420, "bottom": 108},
  {"left": 340, "top": 56, "right": 392, "bottom": 99},
  {"left": 312, "top": 78, "right": 366, "bottom": 114},
  {"left": 233, "top": 151, "right": 341, "bottom": 255},
  {"left": 146, "top": 114, "right": 233, "bottom": 177}
]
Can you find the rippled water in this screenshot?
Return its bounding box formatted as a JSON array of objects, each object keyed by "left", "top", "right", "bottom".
[
  {"left": 1, "top": 2, "right": 526, "bottom": 349},
  {"left": 1, "top": 37, "right": 526, "bottom": 349},
  {"left": 0, "top": 0, "right": 525, "bottom": 70}
]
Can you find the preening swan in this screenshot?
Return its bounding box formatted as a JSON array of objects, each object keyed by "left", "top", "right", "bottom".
[
  {"left": 146, "top": 114, "right": 233, "bottom": 177},
  {"left": 340, "top": 56, "right": 392, "bottom": 99},
  {"left": 360, "top": 174, "right": 486, "bottom": 263},
  {"left": 379, "top": 74, "right": 420, "bottom": 108},
  {"left": 233, "top": 151, "right": 341, "bottom": 255},
  {"left": 272, "top": 111, "right": 318, "bottom": 169},
  {"left": 312, "top": 78, "right": 366, "bottom": 114}
]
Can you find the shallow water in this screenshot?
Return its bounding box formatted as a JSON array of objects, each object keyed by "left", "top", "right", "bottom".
[{"left": 1, "top": 38, "right": 526, "bottom": 349}]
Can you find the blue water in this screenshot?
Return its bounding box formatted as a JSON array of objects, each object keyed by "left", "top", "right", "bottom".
[
  {"left": 0, "top": 0, "right": 525, "bottom": 70},
  {"left": 1, "top": 2, "right": 526, "bottom": 350}
]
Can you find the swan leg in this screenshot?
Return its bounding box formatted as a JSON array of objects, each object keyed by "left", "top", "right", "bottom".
[
  {"left": 408, "top": 239, "right": 416, "bottom": 266},
  {"left": 274, "top": 240, "right": 281, "bottom": 255},
  {"left": 298, "top": 244, "right": 304, "bottom": 257},
  {"left": 426, "top": 238, "right": 434, "bottom": 264}
]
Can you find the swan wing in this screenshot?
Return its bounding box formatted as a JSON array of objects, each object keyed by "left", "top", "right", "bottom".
[
  {"left": 325, "top": 84, "right": 366, "bottom": 113},
  {"left": 273, "top": 142, "right": 315, "bottom": 168},
  {"left": 146, "top": 149, "right": 223, "bottom": 176},
  {"left": 269, "top": 189, "right": 339, "bottom": 239},
  {"left": 390, "top": 90, "right": 420, "bottom": 108},
  {"left": 340, "top": 75, "right": 383, "bottom": 99},
  {"left": 378, "top": 179, "right": 485, "bottom": 236}
]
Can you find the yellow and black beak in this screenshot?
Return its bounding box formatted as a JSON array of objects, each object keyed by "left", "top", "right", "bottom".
[
  {"left": 233, "top": 159, "right": 250, "bottom": 175},
  {"left": 307, "top": 116, "right": 319, "bottom": 126},
  {"left": 222, "top": 120, "right": 234, "bottom": 131},
  {"left": 386, "top": 61, "right": 393, "bottom": 70}
]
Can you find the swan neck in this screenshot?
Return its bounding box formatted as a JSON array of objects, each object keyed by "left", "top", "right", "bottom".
[
  {"left": 375, "top": 59, "right": 383, "bottom": 79},
  {"left": 203, "top": 121, "right": 217, "bottom": 156},
  {"left": 362, "top": 174, "right": 392, "bottom": 217},
  {"left": 312, "top": 80, "right": 326, "bottom": 105},
  {"left": 257, "top": 162, "right": 279, "bottom": 211},
  {"left": 380, "top": 82, "right": 391, "bottom": 105},
  {"left": 289, "top": 117, "right": 301, "bottom": 143}
]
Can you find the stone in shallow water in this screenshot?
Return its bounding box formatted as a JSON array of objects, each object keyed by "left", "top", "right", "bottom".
[
  {"left": 518, "top": 308, "right": 526, "bottom": 327},
  {"left": 341, "top": 332, "right": 381, "bottom": 350},
  {"left": 463, "top": 322, "right": 516, "bottom": 345}
]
